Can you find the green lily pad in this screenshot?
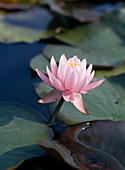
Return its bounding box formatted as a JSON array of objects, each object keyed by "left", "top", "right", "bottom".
[
  {"left": 55, "top": 24, "right": 125, "bottom": 66},
  {"left": 0, "top": 102, "right": 53, "bottom": 170},
  {"left": 30, "top": 54, "right": 50, "bottom": 74},
  {"left": 39, "top": 120, "right": 125, "bottom": 169},
  {"left": 96, "top": 62, "right": 125, "bottom": 77},
  {"left": 100, "top": 8, "right": 125, "bottom": 37},
  {"left": 0, "top": 6, "right": 53, "bottom": 43},
  {"left": 58, "top": 74, "right": 125, "bottom": 125},
  {"left": 45, "top": 0, "right": 104, "bottom": 23},
  {"left": 44, "top": 44, "right": 122, "bottom": 67},
  {"left": 34, "top": 82, "right": 52, "bottom": 98},
  {"left": 34, "top": 74, "right": 125, "bottom": 125},
  {"left": 55, "top": 23, "right": 125, "bottom": 53}
]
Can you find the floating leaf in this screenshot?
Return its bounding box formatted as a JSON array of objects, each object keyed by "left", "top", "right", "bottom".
[
  {"left": 0, "top": 6, "right": 53, "bottom": 43},
  {"left": 55, "top": 24, "right": 125, "bottom": 66},
  {"left": 101, "top": 8, "right": 125, "bottom": 37},
  {"left": 34, "top": 74, "right": 125, "bottom": 125},
  {"left": 0, "top": 103, "right": 53, "bottom": 170},
  {"left": 9, "top": 155, "right": 74, "bottom": 170},
  {"left": 46, "top": 0, "right": 105, "bottom": 23},
  {"left": 78, "top": 120, "right": 125, "bottom": 167},
  {"left": 39, "top": 141, "right": 80, "bottom": 169},
  {"left": 30, "top": 54, "right": 49, "bottom": 74},
  {"left": 44, "top": 44, "right": 121, "bottom": 67},
  {"left": 55, "top": 23, "right": 125, "bottom": 51},
  {"left": 96, "top": 61, "right": 125, "bottom": 77},
  {"left": 39, "top": 120, "right": 125, "bottom": 169},
  {"left": 34, "top": 82, "right": 52, "bottom": 98},
  {"left": 58, "top": 74, "right": 125, "bottom": 125}
]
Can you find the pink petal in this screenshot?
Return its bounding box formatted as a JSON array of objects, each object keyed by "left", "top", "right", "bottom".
[
  {"left": 35, "top": 69, "right": 52, "bottom": 87},
  {"left": 67, "top": 58, "right": 72, "bottom": 64},
  {"left": 72, "top": 78, "right": 88, "bottom": 93},
  {"left": 84, "top": 79, "right": 104, "bottom": 91},
  {"left": 72, "top": 55, "right": 80, "bottom": 64},
  {"left": 86, "top": 64, "right": 93, "bottom": 76},
  {"left": 80, "top": 71, "right": 95, "bottom": 91},
  {"left": 80, "top": 90, "right": 88, "bottom": 94},
  {"left": 57, "top": 54, "right": 67, "bottom": 84},
  {"left": 62, "top": 65, "right": 72, "bottom": 84},
  {"left": 72, "top": 93, "right": 89, "bottom": 115},
  {"left": 46, "top": 66, "right": 65, "bottom": 91},
  {"left": 59, "top": 54, "right": 67, "bottom": 64},
  {"left": 81, "top": 58, "right": 87, "bottom": 67},
  {"left": 65, "top": 71, "right": 78, "bottom": 90},
  {"left": 38, "top": 89, "right": 62, "bottom": 103},
  {"left": 50, "top": 56, "right": 57, "bottom": 77},
  {"left": 63, "top": 92, "right": 89, "bottom": 115},
  {"left": 57, "top": 63, "right": 66, "bottom": 85},
  {"left": 87, "top": 70, "right": 95, "bottom": 84},
  {"left": 77, "top": 59, "right": 86, "bottom": 82},
  {"left": 62, "top": 91, "right": 74, "bottom": 102}
]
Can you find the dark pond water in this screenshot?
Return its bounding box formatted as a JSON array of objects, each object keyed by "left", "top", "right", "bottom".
[
  {"left": 0, "top": 43, "right": 51, "bottom": 119},
  {"left": 0, "top": 42, "right": 67, "bottom": 137}
]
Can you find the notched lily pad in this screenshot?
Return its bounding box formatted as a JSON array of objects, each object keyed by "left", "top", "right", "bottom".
[
  {"left": 0, "top": 102, "right": 53, "bottom": 170},
  {"left": 39, "top": 120, "right": 125, "bottom": 169},
  {"left": 0, "top": 6, "right": 53, "bottom": 43}
]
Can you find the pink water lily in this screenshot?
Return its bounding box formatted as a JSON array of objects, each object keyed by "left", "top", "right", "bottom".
[{"left": 36, "top": 54, "right": 104, "bottom": 115}]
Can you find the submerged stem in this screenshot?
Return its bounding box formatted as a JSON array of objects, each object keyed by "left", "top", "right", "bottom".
[{"left": 48, "top": 97, "right": 64, "bottom": 126}]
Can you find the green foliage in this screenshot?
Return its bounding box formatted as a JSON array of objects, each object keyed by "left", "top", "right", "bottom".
[
  {"left": 96, "top": 62, "right": 125, "bottom": 77},
  {"left": 30, "top": 54, "right": 50, "bottom": 74},
  {"left": 100, "top": 9, "right": 125, "bottom": 37},
  {"left": 1, "top": 1, "right": 125, "bottom": 169},
  {"left": 0, "top": 6, "right": 53, "bottom": 43},
  {"left": 55, "top": 24, "right": 125, "bottom": 66},
  {"left": 34, "top": 74, "right": 125, "bottom": 125},
  {"left": 0, "top": 103, "right": 52, "bottom": 169},
  {"left": 43, "top": 44, "right": 123, "bottom": 67}
]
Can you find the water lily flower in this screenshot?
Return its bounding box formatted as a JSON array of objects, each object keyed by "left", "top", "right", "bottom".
[{"left": 35, "top": 54, "right": 104, "bottom": 115}]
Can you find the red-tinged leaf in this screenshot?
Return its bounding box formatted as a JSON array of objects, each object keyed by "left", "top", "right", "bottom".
[{"left": 39, "top": 120, "right": 125, "bottom": 169}]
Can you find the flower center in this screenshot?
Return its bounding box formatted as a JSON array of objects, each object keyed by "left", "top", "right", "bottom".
[{"left": 68, "top": 62, "right": 80, "bottom": 68}]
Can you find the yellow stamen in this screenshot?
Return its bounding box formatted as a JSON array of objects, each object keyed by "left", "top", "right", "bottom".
[
  {"left": 68, "top": 62, "right": 71, "bottom": 66},
  {"left": 68, "top": 62, "right": 80, "bottom": 68},
  {"left": 75, "top": 62, "right": 80, "bottom": 66}
]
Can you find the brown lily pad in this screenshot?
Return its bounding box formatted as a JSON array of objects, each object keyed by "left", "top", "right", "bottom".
[{"left": 39, "top": 120, "right": 125, "bottom": 169}]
